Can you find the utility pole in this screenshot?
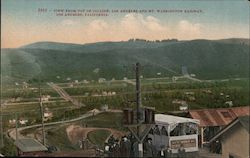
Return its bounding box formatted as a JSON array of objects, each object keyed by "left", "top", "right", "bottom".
[
  {"left": 135, "top": 62, "right": 143, "bottom": 157},
  {"left": 123, "top": 62, "right": 155, "bottom": 158},
  {"left": 15, "top": 113, "right": 18, "bottom": 140},
  {"left": 123, "top": 65, "right": 131, "bottom": 107},
  {"left": 1, "top": 68, "right": 5, "bottom": 148},
  {"left": 0, "top": 103, "right": 4, "bottom": 148},
  {"left": 136, "top": 63, "right": 141, "bottom": 126},
  {"left": 39, "top": 76, "right": 46, "bottom": 146}
]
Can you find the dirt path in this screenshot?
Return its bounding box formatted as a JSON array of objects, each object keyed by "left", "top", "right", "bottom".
[{"left": 66, "top": 125, "right": 125, "bottom": 145}]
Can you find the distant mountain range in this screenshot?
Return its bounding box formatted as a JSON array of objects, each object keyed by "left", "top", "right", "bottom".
[
  {"left": 20, "top": 39, "right": 181, "bottom": 53},
  {"left": 1, "top": 38, "right": 249, "bottom": 84}
]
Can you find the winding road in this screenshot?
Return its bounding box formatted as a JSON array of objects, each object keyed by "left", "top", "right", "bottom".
[
  {"left": 7, "top": 109, "right": 122, "bottom": 141},
  {"left": 8, "top": 110, "right": 103, "bottom": 140}
]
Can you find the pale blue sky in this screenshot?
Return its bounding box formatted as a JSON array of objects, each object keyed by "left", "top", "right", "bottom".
[{"left": 2, "top": 0, "right": 249, "bottom": 48}]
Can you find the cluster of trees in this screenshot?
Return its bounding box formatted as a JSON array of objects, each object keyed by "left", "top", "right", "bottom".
[
  {"left": 151, "top": 81, "right": 228, "bottom": 91},
  {"left": 128, "top": 38, "right": 178, "bottom": 43},
  {"left": 64, "top": 85, "right": 132, "bottom": 96},
  {"left": 73, "top": 85, "right": 248, "bottom": 113},
  {"left": 2, "top": 88, "right": 59, "bottom": 99}
]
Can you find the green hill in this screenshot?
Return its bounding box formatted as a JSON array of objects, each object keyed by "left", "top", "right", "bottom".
[
  {"left": 1, "top": 38, "right": 249, "bottom": 85},
  {"left": 21, "top": 39, "right": 180, "bottom": 53}
]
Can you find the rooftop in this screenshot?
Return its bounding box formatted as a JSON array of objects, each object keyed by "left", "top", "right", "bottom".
[
  {"left": 14, "top": 138, "right": 47, "bottom": 152},
  {"left": 155, "top": 114, "right": 200, "bottom": 125},
  {"left": 209, "top": 115, "right": 250, "bottom": 143},
  {"left": 238, "top": 115, "right": 250, "bottom": 133},
  {"left": 189, "top": 106, "right": 249, "bottom": 127}
]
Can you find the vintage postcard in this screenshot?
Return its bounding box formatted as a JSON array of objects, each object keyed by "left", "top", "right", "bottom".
[{"left": 1, "top": 0, "right": 249, "bottom": 157}]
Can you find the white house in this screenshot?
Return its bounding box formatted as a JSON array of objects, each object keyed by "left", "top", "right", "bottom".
[
  {"left": 83, "top": 80, "right": 89, "bottom": 84},
  {"left": 98, "top": 78, "right": 106, "bottom": 83},
  {"left": 40, "top": 95, "right": 51, "bottom": 102},
  {"left": 101, "top": 104, "right": 109, "bottom": 111},
  {"left": 172, "top": 77, "right": 177, "bottom": 82},
  {"left": 102, "top": 91, "right": 108, "bottom": 96},
  {"left": 172, "top": 99, "right": 186, "bottom": 105},
  {"left": 9, "top": 119, "right": 16, "bottom": 125},
  {"left": 179, "top": 104, "right": 189, "bottom": 111},
  {"left": 225, "top": 101, "right": 233, "bottom": 107},
  {"left": 22, "top": 82, "right": 28, "bottom": 89},
  {"left": 44, "top": 112, "right": 53, "bottom": 121},
  {"left": 44, "top": 111, "right": 53, "bottom": 118},
  {"left": 19, "top": 119, "right": 28, "bottom": 125},
  {"left": 185, "top": 92, "right": 194, "bottom": 95}
]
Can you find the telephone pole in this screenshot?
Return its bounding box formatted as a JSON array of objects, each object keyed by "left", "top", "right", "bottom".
[
  {"left": 135, "top": 62, "right": 144, "bottom": 157},
  {"left": 0, "top": 103, "right": 4, "bottom": 148},
  {"left": 123, "top": 62, "right": 155, "bottom": 157},
  {"left": 135, "top": 63, "right": 141, "bottom": 129},
  {"left": 15, "top": 113, "right": 18, "bottom": 140},
  {"left": 39, "top": 76, "right": 46, "bottom": 146},
  {"left": 0, "top": 72, "right": 4, "bottom": 148},
  {"left": 123, "top": 66, "right": 129, "bottom": 107}
]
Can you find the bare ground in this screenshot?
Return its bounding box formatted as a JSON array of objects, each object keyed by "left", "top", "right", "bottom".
[{"left": 66, "top": 125, "right": 126, "bottom": 145}]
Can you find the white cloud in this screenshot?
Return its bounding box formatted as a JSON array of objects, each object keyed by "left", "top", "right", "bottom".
[
  {"left": 120, "top": 13, "right": 168, "bottom": 39},
  {"left": 145, "top": 16, "right": 165, "bottom": 31},
  {"left": 176, "top": 20, "right": 202, "bottom": 39},
  {"left": 61, "top": 19, "right": 78, "bottom": 26},
  {"left": 4, "top": 12, "right": 248, "bottom": 48},
  {"left": 88, "top": 20, "right": 109, "bottom": 31},
  {"left": 70, "top": 14, "right": 204, "bottom": 43},
  {"left": 121, "top": 13, "right": 143, "bottom": 33}
]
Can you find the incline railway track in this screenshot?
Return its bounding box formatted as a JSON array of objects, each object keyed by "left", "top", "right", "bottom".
[{"left": 47, "top": 82, "right": 85, "bottom": 107}]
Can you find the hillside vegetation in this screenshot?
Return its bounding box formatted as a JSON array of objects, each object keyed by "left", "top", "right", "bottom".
[{"left": 1, "top": 38, "right": 249, "bottom": 85}]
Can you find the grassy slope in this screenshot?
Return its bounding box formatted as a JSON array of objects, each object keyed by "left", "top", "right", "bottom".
[
  {"left": 1, "top": 39, "right": 249, "bottom": 85},
  {"left": 83, "top": 112, "right": 123, "bottom": 130},
  {"left": 46, "top": 126, "right": 80, "bottom": 151},
  {"left": 87, "top": 129, "right": 111, "bottom": 148},
  {"left": 1, "top": 49, "right": 41, "bottom": 84}
]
